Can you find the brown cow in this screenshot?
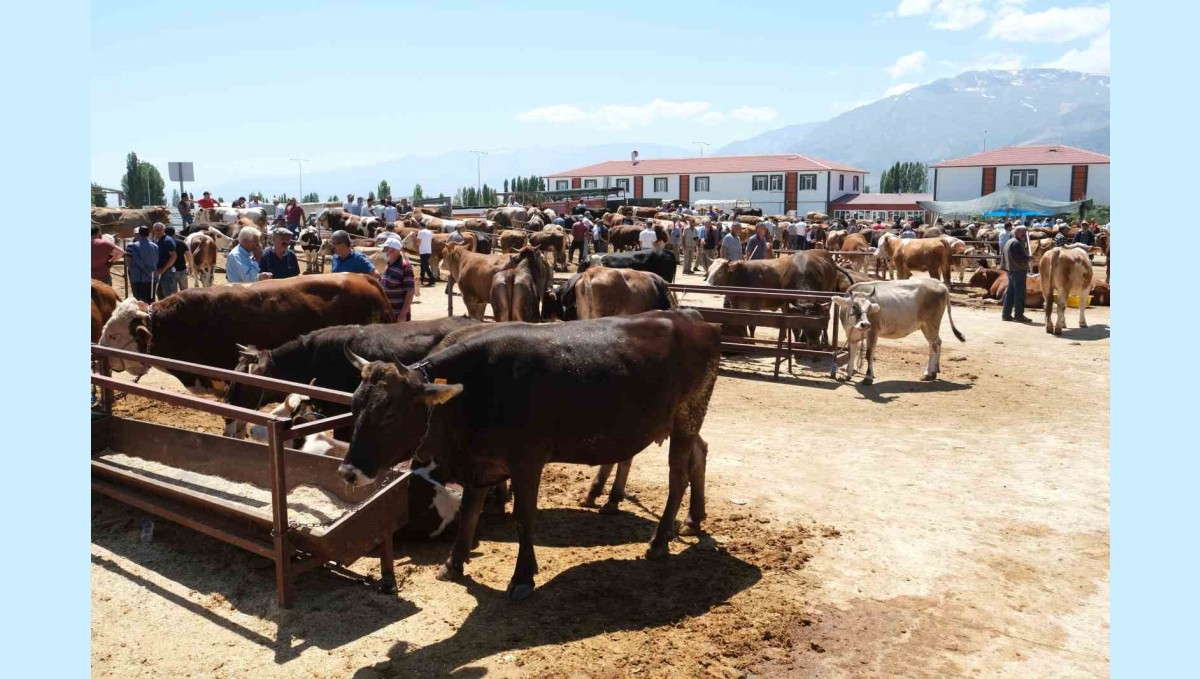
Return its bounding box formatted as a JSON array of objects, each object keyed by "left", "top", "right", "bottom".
[
  {"left": 1039, "top": 246, "right": 1096, "bottom": 335},
  {"left": 839, "top": 233, "right": 873, "bottom": 273},
  {"left": 528, "top": 231, "right": 567, "bottom": 271},
  {"left": 443, "top": 243, "right": 516, "bottom": 320},
  {"left": 877, "top": 233, "right": 951, "bottom": 284},
  {"left": 184, "top": 232, "right": 217, "bottom": 287},
  {"left": 395, "top": 226, "right": 476, "bottom": 275},
  {"left": 91, "top": 280, "right": 120, "bottom": 343},
  {"left": 491, "top": 246, "right": 553, "bottom": 322},
  {"left": 498, "top": 229, "right": 529, "bottom": 252},
  {"left": 967, "top": 268, "right": 1044, "bottom": 306},
  {"left": 91, "top": 206, "right": 171, "bottom": 239},
  {"left": 824, "top": 229, "right": 848, "bottom": 251},
  {"left": 98, "top": 274, "right": 393, "bottom": 395}
]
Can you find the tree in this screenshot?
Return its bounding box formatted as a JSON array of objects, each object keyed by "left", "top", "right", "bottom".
[
  {"left": 411, "top": 184, "right": 424, "bottom": 202},
  {"left": 217, "top": 197, "right": 224, "bottom": 203},
  {"left": 120, "top": 152, "right": 167, "bottom": 207},
  {"left": 327, "top": 195, "right": 338, "bottom": 202},
  {"left": 880, "top": 161, "right": 928, "bottom": 194},
  {"left": 303, "top": 191, "right": 320, "bottom": 203},
  {"left": 91, "top": 183, "right": 108, "bottom": 207},
  {"left": 377, "top": 180, "right": 391, "bottom": 201}
]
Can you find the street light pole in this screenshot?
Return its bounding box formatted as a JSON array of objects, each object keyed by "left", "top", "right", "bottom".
[
  {"left": 693, "top": 141, "right": 709, "bottom": 157},
  {"left": 469, "top": 150, "right": 487, "bottom": 202},
  {"left": 289, "top": 158, "right": 309, "bottom": 200}
]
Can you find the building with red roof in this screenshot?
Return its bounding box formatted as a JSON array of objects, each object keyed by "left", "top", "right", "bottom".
[
  {"left": 829, "top": 193, "right": 933, "bottom": 223},
  {"left": 545, "top": 153, "right": 869, "bottom": 216},
  {"left": 931, "top": 145, "right": 1109, "bottom": 205}
]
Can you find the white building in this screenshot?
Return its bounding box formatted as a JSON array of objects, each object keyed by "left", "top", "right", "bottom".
[
  {"left": 545, "top": 154, "right": 868, "bottom": 216},
  {"left": 931, "top": 145, "right": 1110, "bottom": 205}
]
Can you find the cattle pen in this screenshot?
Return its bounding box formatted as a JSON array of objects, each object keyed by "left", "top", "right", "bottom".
[{"left": 91, "top": 345, "right": 412, "bottom": 608}]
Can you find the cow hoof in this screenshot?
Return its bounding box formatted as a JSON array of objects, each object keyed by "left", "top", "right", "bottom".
[
  {"left": 679, "top": 519, "right": 702, "bottom": 536},
  {"left": 599, "top": 502, "right": 622, "bottom": 515},
  {"left": 1080, "top": 322, "right": 1088, "bottom": 328},
  {"left": 506, "top": 581, "right": 535, "bottom": 602},
  {"left": 436, "top": 562, "right": 464, "bottom": 582},
  {"left": 861, "top": 377, "right": 874, "bottom": 386},
  {"left": 921, "top": 374, "right": 934, "bottom": 382},
  {"left": 645, "top": 543, "right": 670, "bottom": 560},
  {"left": 580, "top": 494, "right": 600, "bottom": 508}
]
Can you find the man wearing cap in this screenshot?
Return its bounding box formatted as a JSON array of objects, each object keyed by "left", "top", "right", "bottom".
[
  {"left": 380, "top": 236, "right": 417, "bottom": 321},
  {"left": 355, "top": 196, "right": 368, "bottom": 217},
  {"left": 284, "top": 198, "right": 304, "bottom": 236},
  {"left": 721, "top": 223, "right": 744, "bottom": 261},
  {"left": 197, "top": 191, "right": 218, "bottom": 210},
  {"left": 343, "top": 194, "right": 356, "bottom": 214},
  {"left": 1002, "top": 224, "right": 1033, "bottom": 323},
  {"left": 329, "top": 230, "right": 378, "bottom": 277},
  {"left": 125, "top": 225, "right": 159, "bottom": 303},
  {"left": 259, "top": 228, "right": 301, "bottom": 280},
  {"left": 177, "top": 193, "right": 194, "bottom": 230},
  {"left": 416, "top": 223, "right": 437, "bottom": 286},
  {"left": 745, "top": 223, "right": 771, "bottom": 260},
  {"left": 152, "top": 222, "right": 179, "bottom": 299},
  {"left": 91, "top": 225, "right": 125, "bottom": 285},
  {"left": 398, "top": 198, "right": 413, "bottom": 215},
  {"left": 273, "top": 198, "right": 285, "bottom": 222},
  {"left": 448, "top": 224, "right": 466, "bottom": 245},
  {"left": 384, "top": 199, "right": 398, "bottom": 226}
]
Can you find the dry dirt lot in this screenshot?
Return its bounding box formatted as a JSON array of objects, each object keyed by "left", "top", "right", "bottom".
[{"left": 93, "top": 260, "right": 1110, "bottom": 677}]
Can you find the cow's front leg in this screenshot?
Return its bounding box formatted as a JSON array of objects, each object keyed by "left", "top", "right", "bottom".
[
  {"left": 923, "top": 327, "right": 942, "bottom": 380},
  {"left": 583, "top": 464, "right": 613, "bottom": 507},
  {"left": 863, "top": 333, "right": 879, "bottom": 384},
  {"left": 843, "top": 336, "right": 856, "bottom": 381},
  {"left": 601, "top": 461, "right": 632, "bottom": 515},
  {"left": 507, "top": 467, "right": 542, "bottom": 601},
  {"left": 437, "top": 482, "right": 488, "bottom": 582},
  {"left": 648, "top": 433, "right": 695, "bottom": 559}
]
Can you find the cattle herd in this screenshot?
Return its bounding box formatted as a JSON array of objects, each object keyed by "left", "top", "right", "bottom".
[{"left": 90, "top": 199, "right": 1110, "bottom": 601}]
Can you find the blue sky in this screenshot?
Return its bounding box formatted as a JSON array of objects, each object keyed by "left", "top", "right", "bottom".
[{"left": 91, "top": 0, "right": 1109, "bottom": 190}]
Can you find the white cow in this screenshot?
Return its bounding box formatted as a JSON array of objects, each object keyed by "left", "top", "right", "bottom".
[{"left": 832, "top": 278, "right": 966, "bottom": 384}]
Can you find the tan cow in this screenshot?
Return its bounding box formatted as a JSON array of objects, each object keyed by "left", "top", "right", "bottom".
[
  {"left": 839, "top": 233, "right": 873, "bottom": 273},
  {"left": 1038, "top": 245, "right": 1096, "bottom": 335},
  {"left": 940, "top": 235, "right": 974, "bottom": 282},
  {"left": 91, "top": 280, "right": 120, "bottom": 343},
  {"left": 442, "top": 243, "right": 516, "bottom": 320},
  {"left": 832, "top": 278, "right": 965, "bottom": 384},
  {"left": 877, "top": 233, "right": 951, "bottom": 284},
  {"left": 196, "top": 207, "right": 268, "bottom": 229},
  {"left": 498, "top": 229, "right": 529, "bottom": 252},
  {"left": 490, "top": 246, "right": 552, "bottom": 322},
  {"left": 185, "top": 232, "right": 217, "bottom": 287},
  {"left": 91, "top": 206, "right": 171, "bottom": 239}
]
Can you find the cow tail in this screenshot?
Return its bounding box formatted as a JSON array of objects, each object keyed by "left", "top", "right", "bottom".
[
  {"left": 944, "top": 288, "right": 966, "bottom": 342},
  {"left": 653, "top": 275, "right": 676, "bottom": 310}
]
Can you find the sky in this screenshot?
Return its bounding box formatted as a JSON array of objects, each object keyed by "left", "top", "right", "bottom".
[{"left": 91, "top": 0, "right": 1110, "bottom": 192}]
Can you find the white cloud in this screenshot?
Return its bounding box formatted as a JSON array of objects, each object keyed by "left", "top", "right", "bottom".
[
  {"left": 515, "top": 104, "right": 588, "bottom": 124},
  {"left": 886, "top": 51, "right": 927, "bottom": 79},
  {"left": 987, "top": 4, "right": 1109, "bottom": 42},
  {"left": 884, "top": 83, "right": 919, "bottom": 97},
  {"left": 730, "top": 106, "right": 779, "bottom": 123},
  {"left": 1043, "top": 30, "right": 1110, "bottom": 74},
  {"left": 931, "top": 0, "right": 988, "bottom": 31},
  {"left": 897, "top": 0, "right": 932, "bottom": 16},
  {"left": 968, "top": 52, "right": 1025, "bottom": 71},
  {"left": 699, "top": 112, "right": 726, "bottom": 125}
]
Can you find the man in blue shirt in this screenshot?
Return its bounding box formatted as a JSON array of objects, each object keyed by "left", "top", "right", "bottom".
[
  {"left": 225, "top": 226, "right": 264, "bottom": 283},
  {"left": 125, "top": 225, "right": 159, "bottom": 303},
  {"left": 329, "top": 230, "right": 379, "bottom": 277},
  {"left": 259, "top": 228, "right": 300, "bottom": 280},
  {"left": 720, "top": 223, "right": 744, "bottom": 261},
  {"left": 152, "top": 222, "right": 179, "bottom": 299}
]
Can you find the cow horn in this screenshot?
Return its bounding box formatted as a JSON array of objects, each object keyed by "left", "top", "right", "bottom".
[
  {"left": 343, "top": 344, "right": 370, "bottom": 371},
  {"left": 869, "top": 288, "right": 877, "bottom": 299},
  {"left": 235, "top": 343, "right": 251, "bottom": 353}
]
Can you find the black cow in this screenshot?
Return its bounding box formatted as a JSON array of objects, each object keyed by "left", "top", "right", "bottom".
[
  {"left": 338, "top": 310, "right": 720, "bottom": 601},
  {"left": 582, "top": 248, "right": 677, "bottom": 282}
]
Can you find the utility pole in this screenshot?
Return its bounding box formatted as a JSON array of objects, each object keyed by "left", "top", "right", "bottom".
[
  {"left": 983, "top": 130, "right": 988, "bottom": 152},
  {"left": 469, "top": 150, "right": 487, "bottom": 202},
  {"left": 289, "top": 158, "right": 308, "bottom": 200},
  {"left": 693, "top": 141, "right": 709, "bottom": 157}
]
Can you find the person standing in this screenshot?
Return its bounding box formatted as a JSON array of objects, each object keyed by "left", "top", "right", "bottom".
[
  {"left": 997, "top": 222, "right": 1014, "bottom": 268},
  {"left": 259, "top": 228, "right": 301, "bottom": 280},
  {"left": 416, "top": 224, "right": 437, "bottom": 286},
  {"left": 380, "top": 236, "right": 417, "bottom": 321},
  {"left": 1002, "top": 225, "right": 1032, "bottom": 323},
  {"left": 398, "top": 198, "right": 413, "bottom": 215},
  {"left": 702, "top": 220, "right": 719, "bottom": 268},
  {"left": 570, "top": 217, "right": 589, "bottom": 263},
  {"left": 745, "top": 224, "right": 771, "bottom": 260},
  {"left": 638, "top": 221, "right": 658, "bottom": 250},
  {"left": 328, "top": 230, "right": 379, "bottom": 277},
  {"left": 91, "top": 226, "right": 125, "bottom": 285},
  {"left": 593, "top": 217, "right": 608, "bottom": 254},
  {"left": 166, "top": 226, "right": 190, "bottom": 291},
  {"left": 721, "top": 223, "right": 744, "bottom": 261},
  {"left": 125, "top": 225, "right": 159, "bottom": 303},
  {"left": 682, "top": 219, "right": 698, "bottom": 274},
  {"left": 900, "top": 223, "right": 917, "bottom": 239},
  {"left": 248, "top": 195, "right": 263, "bottom": 208},
  {"left": 355, "top": 196, "right": 368, "bottom": 216},
  {"left": 284, "top": 198, "right": 304, "bottom": 236},
  {"left": 151, "top": 223, "right": 178, "bottom": 299},
  {"left": 669, "top": 220, "right": 683, "bottom": 258},
  {"left": 226, "top": 226, "right": 266, "bottom": 283},
  {"left": 1073, "top": 222, "right": 1095, "bottom": 246},
  {"left": 343, "top": 194, "right": 355, "bottom": 214},
  {"left": 197, "top": 191, "right": 218, "bottom": 210},
  {"left": 273, "top": 198, "right": 285, "bottom": 222},
  {"left": 384, "top": 200, "right": 398, "bottom": 226},
  {"left": 177, "top": 194, "right": 194, "bottom": 230}
]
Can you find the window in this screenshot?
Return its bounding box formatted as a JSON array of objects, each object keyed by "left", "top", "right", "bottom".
[
  {"left": 694, "top": 176, "right": 710, "bottom": 192},
  {"left": 838, "top": 174, "right": 845, "bottom": 191},
  {"left": 615, "top": 178, "right": 629, "bottom": 191},
  {"left": 555, "top": 180, "right": 569, "bottom": 190},
  {"left": 653, "top": 177, "right": 668, "bottom": 192},
  {"left": 752, "top": 175, "right": 768, "bottom": 191},
  {"left": 583, "top": 179, "right": 598, "bottom": 189},
  {"left": 770, "top": 174, "right": 784, "bottom": 191},
  {"left": 853, "top": 175, "right": 860, "bottom": 191},
  {"left": 799, "top": 174, "right": 817, "bottom": 191},
  {"left": 1010, "top": 169, "right": 1038, "bottom": 187}
]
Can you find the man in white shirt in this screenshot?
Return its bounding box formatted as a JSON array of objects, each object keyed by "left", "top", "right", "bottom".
[
  {"left": 354, "top": 197, "right": 367, "bottom": 216},
  {"left": 343, "top": 195, "right": 355, "bottom": 214},
  {"left": 793, "top": 220, "right": 808, "bottom": 250},
  {"left": 384, "top": 202, "right": 398, "bottom": 225},
  {"left": 417, "top": 225, "right": 436, "bottom": 286},
  {"left": 273, "top": 199, "right": 285, "bottom": 221},
  {"left": 248, "top": 195, "right": 263, "bottom": 208},
  {"left": 639, "top": 222, "right": 658, "bottom": 250}
]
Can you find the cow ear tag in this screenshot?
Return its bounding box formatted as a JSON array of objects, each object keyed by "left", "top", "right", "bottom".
[{"left": 434, "top": 378, "right": 448, "bottom": 384}]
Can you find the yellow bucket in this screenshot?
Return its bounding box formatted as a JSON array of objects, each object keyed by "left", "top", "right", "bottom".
[{"left": 1066, "top": 295, "right": 1092, "bottom": 309}]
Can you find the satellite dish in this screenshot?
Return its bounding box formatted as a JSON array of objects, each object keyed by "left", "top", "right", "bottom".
[{"left": 631, "top": 150, "right": 639, "bottom": 165}]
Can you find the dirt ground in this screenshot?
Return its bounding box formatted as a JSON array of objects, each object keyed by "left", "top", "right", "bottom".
[{"left": 93, "top": 259, "right": 1110, "bottom": 677}]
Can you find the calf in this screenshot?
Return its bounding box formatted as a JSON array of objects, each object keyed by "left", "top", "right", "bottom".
[
  {"left": 491, "top": 247, "right": 552, "bottom": 322},
  {"left": 832, "top": 279, "right": 965, "bottom": 384},
  {"left": 877, "top": 233, "right": 951, "bottom": 284},
  {"left": 442, "top": 243, "right": 515, "bottom": 320},
  {"left": 185, "top": 232, "right": 217, "bottom": 287},
  {"left": 1039, "top": 246, "right": 1096, "bottom": 335}
]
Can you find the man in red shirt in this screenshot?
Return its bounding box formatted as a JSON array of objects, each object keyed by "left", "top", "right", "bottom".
[
  {"left": 197, "top": 191, "right": 218, "bottom": 209},
  {"left": 91, "top": 225, "right": 125, "bottom": 285},
  {"left": 284, "top": 198, "right": 305, "bottom": 236}
]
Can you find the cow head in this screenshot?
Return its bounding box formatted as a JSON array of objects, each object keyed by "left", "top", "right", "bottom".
[
  {"left": 832, "top": 289, "right": 880, "bottom": 338},
  {"left": 222, "top": 345, "right": 273, "bottom": 435},
  {"left": 338, "top": 348, "right": 463, "bottom": 487},
  {"left": 98, "top": 297, "right": 152, "bottom": 376},
  {"left": 705, "top": 258, "right": 730, "bottom": 286},
  {"left": 968, "top": 268, "right": 1002, "bottom": 290}
]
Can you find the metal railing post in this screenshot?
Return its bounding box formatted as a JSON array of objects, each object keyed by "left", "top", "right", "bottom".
[{"left": 266, "top": 421, "right": 294, "bottom": 608}]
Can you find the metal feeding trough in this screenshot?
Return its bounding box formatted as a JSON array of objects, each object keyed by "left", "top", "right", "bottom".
[{"left": 91, "top": 345, "right": 411, "bottom": 608}]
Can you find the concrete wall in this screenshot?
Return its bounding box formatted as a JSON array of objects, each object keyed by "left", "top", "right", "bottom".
[{"left": 935, "top": 164, "right": 1110, "bottom": 204}]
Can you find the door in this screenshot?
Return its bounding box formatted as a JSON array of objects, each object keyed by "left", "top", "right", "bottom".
[
  {"left": 633, "top": 176, "right": 643, "bottom": 199},
  {"left": 981, "top": 167, "right": 997, "bottom": 195},
  {"left": 1070, "top": 165, "right": 1089, "bottom": 201},
  {"left": 571, "top": 177, "right": 581, "bottom": 189},
  {"left": 784, "top": 172, "right": 798, "bottom": 213},
  {"left": 679, "top": 175, "right": 690, "bottom": 204}
]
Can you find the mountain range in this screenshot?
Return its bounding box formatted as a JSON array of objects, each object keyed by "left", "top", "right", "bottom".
[{"left": 205, "top": 69, "right": 1108, "bottom": 200}]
